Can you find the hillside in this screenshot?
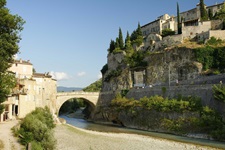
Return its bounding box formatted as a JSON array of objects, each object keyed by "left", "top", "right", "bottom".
[{"left": 57, "top": 86, "right": 82, "bottom": 92}]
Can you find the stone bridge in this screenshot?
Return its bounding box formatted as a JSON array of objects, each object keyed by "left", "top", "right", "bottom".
[{"left": 55, "top": 91, "right": 99, "bottom": 114}]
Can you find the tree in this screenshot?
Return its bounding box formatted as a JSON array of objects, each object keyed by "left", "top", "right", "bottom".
[
  {"left": 131, "top": 23, "right": 143, "bottom": 47},
  {"left": 208, "top": 8, "right": 213, "bottom": 20},
  {"left": 200, "top": 0, "right": 208, "bottom": 21},
  {"left": 118, "top": 27, "right": 124, "bottom": 49},
  {"left": 0, "top": 0, "right": 25, "bottom": 113},
  {"left": 214, "top": 2, "right": 225, "bottom": 20},
  {"left": 125, "top": 31, "right": 134, "bottom": 56},
  {"left": 177, "top": 2, "right": 182, "bottom": 34},
  {"left": 108, "top": 40, "right": 115, "bottom": 53}
]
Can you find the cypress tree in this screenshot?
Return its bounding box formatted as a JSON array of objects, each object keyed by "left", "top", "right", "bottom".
[
  {"left": 208, "top": 8, "right": 213, "bottom": 20},
  {"left": 200, "top": 0, "right": 208, "bottom": 21},
  {"left": 118, "top": 27, "right": 124, "bottom": 49},
  {"left": 108, "top": 40, "right": 115, "bottom": 53},
  {"left": 136, "top": 22, "right": 142, "bottom": 37},
  {"left": 177, "top": 2, "right": 182, "bottom": 34}
]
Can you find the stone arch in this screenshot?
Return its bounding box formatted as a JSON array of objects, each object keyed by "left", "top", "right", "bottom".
[
  {"left": 57, "top": 97, "right": 95, "bottom": 118},
  {"left": 55, "top": 92, "right": 99, "bottom": 116}
]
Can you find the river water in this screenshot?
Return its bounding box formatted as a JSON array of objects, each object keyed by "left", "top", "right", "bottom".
[{"left": 60, "top": 115, "right": 225, "bottom": 149}]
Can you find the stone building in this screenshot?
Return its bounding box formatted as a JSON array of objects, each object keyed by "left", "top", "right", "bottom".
[
  {"left": 0, "top": 59, "right": 57, "bottom": 122},
  {"left": 142, "top": 1, "right": 224, "bottom": 38}
]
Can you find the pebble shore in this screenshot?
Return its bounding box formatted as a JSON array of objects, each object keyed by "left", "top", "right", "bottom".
[{"left": 54, "top": 124, "right": 218, "bottom": 150}]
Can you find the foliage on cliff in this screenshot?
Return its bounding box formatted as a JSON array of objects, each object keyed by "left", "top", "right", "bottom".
[
  {"left": 124, "top": 51, "right": 148, "bottom": 69},
  {"left": 213, "top": 84, "right": 225, "bottom": 102},
  {"left": 194, "top": 37, "right": 225, "bottom": 72},
  {"left": 83, "top": 79, "right": 102, "bottom": 92},
  {"left": 13, "top": 107, "right": 56, "bottom": 150},
  {"left": 111, "top": 94, "right": 225, "bottom": 141},
  {"left": 0, "top": 0, "right": 25, "bottom": 113}
]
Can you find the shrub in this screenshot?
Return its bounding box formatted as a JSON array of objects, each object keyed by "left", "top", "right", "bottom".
[
  {"left": 213, "top": 84, "right": 225, "bottom": 102},
  {"left": 162, "top": 28, "right": 175, "bottom": 37},
  {"left": 101, "top": 64, "right": 108, "bottom": 75},
  {"left": 16, "top": 107, "right": 56, "bottom": 150},
  {"left": 206, "top": 37, "right": 223, "bottom": 46}
]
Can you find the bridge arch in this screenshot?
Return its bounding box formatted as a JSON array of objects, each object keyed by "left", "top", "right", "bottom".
[{"left": 56, "top": 92, "right": 99, "bottom": 116}]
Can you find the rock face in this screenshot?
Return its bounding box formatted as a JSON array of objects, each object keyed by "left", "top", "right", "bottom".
[{"left": 101, "top": 47, "right": 202, "bottom": 92}]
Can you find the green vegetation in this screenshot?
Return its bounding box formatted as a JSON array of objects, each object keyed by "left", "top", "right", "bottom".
[
  {"left": 214, "top": 2, "right": 225, "bottom": 20},
  {"left": 0, "top": 0, "right": 25, "bottom": 113},
  {"left": 130, "top": 23, "right": 143, "bottom": 47},
  {"left": 120, "top": 89, "right": 129, "bottom": 97},
  {"left": 194, "top": 39, "right": 225, "bottom": 71},
  {"left": 118, "top": 27, "right": 124, "bottom": 49},
  {"left": 200, "top": 0, "right": 208, "bottom": 21},
  {"left": 162, "top": 29, "right": 175, "bottom": 37},
  {"left": 124, "top": 51, "right": 148, "bottom": 69},
  {"left": 83, "top": 79, "right": 102, "bottom": 92},
  {"left": 13, "top": 107, "right": 56, "bottom": 150},
  {"left": 111, "top": 95, "right": 225, "bottom": 140},
  {"left": 111, "top": 95, "right": 201, "bottom": 113},
  {"left": 108, "top": 23, "right": 142, "bottom": 54},
  {"left": 213, "top": 84, "right": 225, "bottom": 102},
  {"left": 101, "top": 64, "right": 108, "bottom": 75},
  {"left": 177, "top": 2, "right": 182, "bottom": 34}
]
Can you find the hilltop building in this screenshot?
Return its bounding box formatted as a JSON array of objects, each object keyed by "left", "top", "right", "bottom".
[
  {"left": 141, "top": 1, "right": 225, "bottom": 50},
  {"left": 0, "top": 59, "right": 57, "bottom": 122}
]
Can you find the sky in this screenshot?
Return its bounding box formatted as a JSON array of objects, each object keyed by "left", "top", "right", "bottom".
[{"left": 6, "top": 0, "right": 224, "bottom": 88}]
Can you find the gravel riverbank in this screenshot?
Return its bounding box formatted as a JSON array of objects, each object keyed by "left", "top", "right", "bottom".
[{"left": 54, "top": 124, "right": 219, "bottom": 150}]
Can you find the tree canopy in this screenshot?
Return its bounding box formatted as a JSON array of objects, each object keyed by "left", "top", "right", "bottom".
[{"left": 0, "top": 0, "right": 25, "bottom": 113}]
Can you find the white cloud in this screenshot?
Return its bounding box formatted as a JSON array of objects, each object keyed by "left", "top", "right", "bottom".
[
  {"left": 49, "top": 71, "right": 69, "bottom": 81},
  {"left": 77, "top": 71, "right": 86, "bottom": 77}
]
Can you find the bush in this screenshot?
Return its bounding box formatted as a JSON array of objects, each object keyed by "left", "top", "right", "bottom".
[
  {"left": 213, "top": 84, "right": 225, "bottom": 102},
  {"left": 162, "top": 28, "right": 175, "bottom": 37},
  {"left": 101, "top": 64, "right": 108, "bottom": 75},
  {"left": 206, "top": 37, "right": 223, "bottom": 46},
  {"left": 16, "top": 107, "right": 56, "bottom": 150}
]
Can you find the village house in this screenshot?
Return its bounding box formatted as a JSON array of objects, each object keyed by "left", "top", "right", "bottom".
[{"left": 0, "top": 59, "right": 57, "bottom": 122}]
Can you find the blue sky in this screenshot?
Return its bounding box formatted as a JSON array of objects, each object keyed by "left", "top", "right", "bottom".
[{"left": 6, "top": 0, "right": 223, "bottom": 88}]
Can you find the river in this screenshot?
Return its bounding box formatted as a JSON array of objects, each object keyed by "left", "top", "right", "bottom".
[{"left": 60, "top": 115, "right": 225, "bottom": 149}]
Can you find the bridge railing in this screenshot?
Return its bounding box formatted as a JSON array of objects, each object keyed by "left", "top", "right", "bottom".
[{"left": 57, "top": 91, "right": 99, "bottom": 96}]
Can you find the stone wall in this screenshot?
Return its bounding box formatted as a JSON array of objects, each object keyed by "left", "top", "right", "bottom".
[
  {"left": 197, "top": 30, "right": 225, "bottom": 42},
  {"left": 182, "top": 21, "right": 211, "bottom": 39},
  {"left": 126, "top": 84, "right": 225, "bottom": 117}
]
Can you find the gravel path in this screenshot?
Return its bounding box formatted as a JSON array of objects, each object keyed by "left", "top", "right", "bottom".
[
  {"left": 0, "top": 120, "right": 24, "bottom": 150},
  {"left": 54, "top": 124, "right": 218, "bottom": 150}
]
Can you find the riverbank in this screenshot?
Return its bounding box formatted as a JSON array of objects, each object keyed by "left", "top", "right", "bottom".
[{"left": 54, "top": 123, "right": 220, "bottom": 150}]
